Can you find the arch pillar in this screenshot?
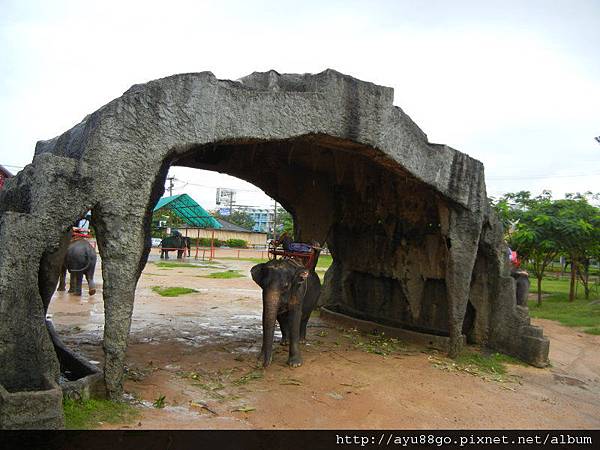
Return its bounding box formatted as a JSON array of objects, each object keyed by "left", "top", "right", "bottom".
[
  {"left": 94, "top": 205, "right": 151, "bottom": 399},
  {"left": 445, "top": 208, "right": 483, "bottom": 356}
]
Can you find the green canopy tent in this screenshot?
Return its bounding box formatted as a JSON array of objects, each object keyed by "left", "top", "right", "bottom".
[{"left": 153, "top": 194, "right": 222, "bottom": 259}]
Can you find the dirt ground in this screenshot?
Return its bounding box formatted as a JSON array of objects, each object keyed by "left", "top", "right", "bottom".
[{"left": 48, "top": 253, "right": 600, "bottom": 429}]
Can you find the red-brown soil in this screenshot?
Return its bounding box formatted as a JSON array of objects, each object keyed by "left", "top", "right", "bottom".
[{"left": 48, "top": 255, "right": 600, "bottom": 429}]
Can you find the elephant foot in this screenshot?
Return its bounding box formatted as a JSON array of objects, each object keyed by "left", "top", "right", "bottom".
[
  {"left": 89, "top": 289, "right": 96, "bottom": 296},
  {"left": 57, "top": 286, "right": 66, "bottom": 292},
  {"left": 257, "top": 350, "right": 272, "bottom": 368},
  {"left": 287, "top": 355, "right": 303, "bottom": 368},
  {"left": 67, "top": 289, "right": 75, "bottom": 294},
  {"left": 280, "top": 338, "right": 289, "bottom": 346},
  {"left": 262, "top": 355, "right": 272, "bottom": 368},
  {"left": 74, "top": 291, "right": 82, "bottom": 296}
]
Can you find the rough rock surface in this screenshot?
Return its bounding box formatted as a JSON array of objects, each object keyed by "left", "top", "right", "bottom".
[{"left": 0, "top": 69, "right": 549, "bottom": 428}]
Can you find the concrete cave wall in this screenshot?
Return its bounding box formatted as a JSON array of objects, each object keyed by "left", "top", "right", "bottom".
[{"left": 0, "top": 69, "right": 549, "bottom": 428}]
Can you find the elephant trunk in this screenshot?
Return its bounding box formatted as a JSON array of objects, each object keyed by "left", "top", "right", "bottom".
[{"left": 261, "top": 289, "right": 280, "bottom": 367}]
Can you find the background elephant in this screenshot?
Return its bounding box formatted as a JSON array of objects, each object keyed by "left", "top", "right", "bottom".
[
  {"left": 159, "top": 235, "right": 187, "bottom": 259},
  {"left": 251, "top": 259, "right": 321, "bottom": 368},
  {"left": 57, "top": 239, "right": 97, "bottom": 296}
]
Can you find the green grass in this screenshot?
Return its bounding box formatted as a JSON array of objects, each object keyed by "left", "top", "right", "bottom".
[
  {"left": 154, "top": 261, "right": 199, "bottom": 268},
  {"left": 152, "top": 394, "right": 166, "bottom": 409},
  {"left": 429, "top": 350, "right": 524, "bottom": 382},
  {"left": 151, "top": 286, "right": 198, "bottom": 297},
  {"left": 315, "top": 254, "right": 333, "bottom": 269},
  {"left": 63, "top": 398, "right": 139, "bottom": 430},
  {"left": 454, "top": 351, "right": 526, "bottom": 375},
  {"left": 201, "top": 270, "right": 245, "bottom": 279},
  {"left": 529, "top": 278, "right": 600, "bottom": 335}
]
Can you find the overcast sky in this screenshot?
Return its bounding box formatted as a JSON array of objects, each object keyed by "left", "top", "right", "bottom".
[{"left": 1, "top": 0, "right": 598, "bottom": 210}]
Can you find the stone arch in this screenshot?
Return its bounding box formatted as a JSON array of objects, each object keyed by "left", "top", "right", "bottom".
[{"left": 0, "top": 69, "right": 549, "bottom": 428}]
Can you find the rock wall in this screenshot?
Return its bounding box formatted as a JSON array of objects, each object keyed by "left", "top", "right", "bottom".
[{"left": 0, "top": 69, "right": 549, "bottom": 428}]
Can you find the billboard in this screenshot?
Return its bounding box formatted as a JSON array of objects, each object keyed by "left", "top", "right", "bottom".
[{"left": 216, "top": 188, "right": 236, "bottom": 205}]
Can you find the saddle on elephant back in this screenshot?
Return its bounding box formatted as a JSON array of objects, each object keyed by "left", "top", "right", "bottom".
[
  {"left": 268, "top": 233, "right": 321, "bottom": 271},
  {"left": 71, "top": 227, "right": 91, "bottom": 241}
]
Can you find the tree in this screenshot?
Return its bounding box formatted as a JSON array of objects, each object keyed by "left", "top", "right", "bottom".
[
  {"left": 493, "top": 191, "right": 600, "bottom": 304},
  {"left": 554, "top": 193, "right": 600, "bottom": 301},
  {"left": 214, "top": 210, "right": 255, "bottom": 231},
  {"left": 497, "top": 191, "right": 561, "bottom": 306},
  {"left": 276, "top": 207, "right": 294, "bottom": 236},
  {"left": 491, "top": 190, "right": 533, "bottom": 235},
  {"left": 152, "top": 207, "right": 185, "bottom": 238}
]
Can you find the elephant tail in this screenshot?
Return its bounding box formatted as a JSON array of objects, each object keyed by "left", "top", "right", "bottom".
[{"left": 69, "top": 254, "right": 91, "bottom": 273}]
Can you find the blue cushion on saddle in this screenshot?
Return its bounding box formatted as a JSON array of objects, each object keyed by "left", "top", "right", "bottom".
[{"left": 288, "top": 243, "right": 312, "bottom": 253}]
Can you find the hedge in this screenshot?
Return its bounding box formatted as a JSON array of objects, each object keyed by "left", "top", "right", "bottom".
[{"left": 226, "top": 239, "right": 248, "bottom": 248}]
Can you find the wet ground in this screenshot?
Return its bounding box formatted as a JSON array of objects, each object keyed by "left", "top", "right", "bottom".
[{"left": 48, "top": 253, "right": 600, "bottom": 429}]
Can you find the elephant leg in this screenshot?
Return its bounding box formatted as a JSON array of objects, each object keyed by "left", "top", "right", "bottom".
[
  {"left": 86, "top": 271, "right": 96, "bottom": 296},
  {"left": 68, "top": 272, "right": 76, "bottom": 293},
  {"left": 74, "top": 273, "right": 83, "bottom": 296},
  {"left": 277, "top": 313, "right": 289, "bottom": 345},
  {"left": 160, "top": 250, "right": 164, "bottom": 259},
  {"left": 165, "top": 251, "right": 169, "bottom": 259},
  {"left": 286, "top": 304, "right": 303, "bottom": 367},
  {"left": 57, "top": 266, "right": 67, "bottom": 291},
  {"left": 177, "top": 250, "right": 183, "bottom": 259},
  {"left": 299, "top": 316, "right": 309, "bottom": 344}
]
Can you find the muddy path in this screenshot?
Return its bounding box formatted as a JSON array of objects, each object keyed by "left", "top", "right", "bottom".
[{"left": 48, "top": 256, "right": 600, "bottom": 429}]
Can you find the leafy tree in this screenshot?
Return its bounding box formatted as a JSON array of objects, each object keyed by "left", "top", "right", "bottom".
[
  {"left": 491, "top": 190, "right": 533, "bottom": 235},
  {"left": 554, "top": 193, "right": 600, "bottom": 301},
  {"left": 213, "top": 210, "right": 255, "bottom": 231},
  {"left": 152, "top": 208, "right": 185, "bottom": 238},
  {"left": 497, "top": 191, "right": 561, "bottom": 306},
  {"left": 276, "top": 207, "right": 294, "bottom": 236},
  {"left": 493, "top": 191, "right": 600, "bottom": 304}
]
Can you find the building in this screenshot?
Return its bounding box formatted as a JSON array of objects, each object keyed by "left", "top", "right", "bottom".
[
  {"left": 182, "top": 218, "right": 267, "bottom": 248},
  {"left": 235, "top": 206, "right": 274, "bottom": 233},
  {"left": 0, "top": 165, "right": 13, "bottom": 190}
]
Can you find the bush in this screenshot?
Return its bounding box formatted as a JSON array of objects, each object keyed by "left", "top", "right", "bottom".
[
  {"left": 191, "top": 237, "right": 222, "bottom": 247},
  {"left": 226, "top": 239, "right": 248, "bottom": 248}
]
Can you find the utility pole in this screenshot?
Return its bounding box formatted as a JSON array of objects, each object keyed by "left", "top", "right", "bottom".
[
  {"left": 167, "top": 177, "right": 175, "bottom": 196},
  {"left": 229, "top": 193, "right": 233, "bottom": 216}
]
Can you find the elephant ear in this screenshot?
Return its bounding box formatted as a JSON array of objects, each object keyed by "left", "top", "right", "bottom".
[{"left": 251, "top": 263, "right": 266, "bottom": 288}]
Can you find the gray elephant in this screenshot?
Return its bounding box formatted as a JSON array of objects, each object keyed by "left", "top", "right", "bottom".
[
  {"left": 57, "top": 239, "right": 97, "bottom": 296},
  {"left": 251, "top": 259, "right": 321, "bottom": 368},
  {"left": 159, "top": 235, "right": 187, "bottom": 259}
]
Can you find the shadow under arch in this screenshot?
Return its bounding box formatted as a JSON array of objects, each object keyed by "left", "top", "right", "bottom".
[{"left": 0, "top": 70, "right": 550, "bottom": 427}]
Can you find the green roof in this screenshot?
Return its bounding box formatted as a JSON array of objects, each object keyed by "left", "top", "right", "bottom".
[{"left": 153, "top": 194, "right": 222, "bottom": 229}]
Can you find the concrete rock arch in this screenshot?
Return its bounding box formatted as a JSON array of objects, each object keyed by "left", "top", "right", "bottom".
[{"left": 0, "top": 69, "right": 549, "bottom": 428}]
